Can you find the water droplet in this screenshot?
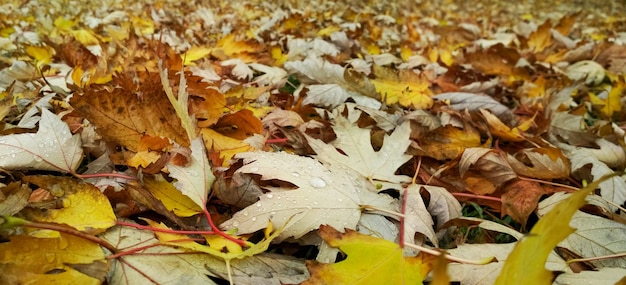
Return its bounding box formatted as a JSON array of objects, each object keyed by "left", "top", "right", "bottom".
[
  {"left": 232, "top": 221, "right": 239, "bottom": 227},
  {"left": 251, "top": 217, "right": 257, "bottom": 222},
  {"left": 270, "top": 211, "right": 276, "bottom": 215},
  {"left": 337, "top": 198, "right": 343, "bottom": 202},
  {"left": 306, "top": 205, "right": 312, "bottom": 209},
  {"left": 266, "top": 193, "right": 274, "bottom": 199},
  {"left": 187, "top": 170, "right": 198, "bottom": 177},
  {"left": 255, "top": 202, "right": 262, "bottom": 207},
  {"left": 38, "top": 143, "right": 45, "bottom": 148},
  {"left": 33, "top": 156, "right": 42, "bottom": 162},
  {"left": 58, "top": 237, "right": 69, "bottom": 249},
  {"left": 242, "top": 211, "right": 249, "bottom": 217},
  {"left": 291, "top": 172, "right": 300, "bottom": 177},
  {"left": 309, "top": 177, "right": 326, "bottom": 188}
]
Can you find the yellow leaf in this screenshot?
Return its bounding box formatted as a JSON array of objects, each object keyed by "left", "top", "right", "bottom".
[
  {"left": 130, "top": 15, "right": 154, "bottom": 35},
  {"left": 0, "top": 232, "right": 106, "bottom": 284},
  {"left": 302, "top": 226, "right": 430, "bottom": 285},
  {"left": 589, "top": 74, "right": 624, "bottom": 118},
  {"left": 494, "top": 176, "right": 607, "bottom": 285},
  {"left": 25, "top": 46, "right": 54, "bottom": 65},
  {"left": 143, "top": 177, "right": 202, "bottom": 217},
  {"left": 183, "top": 46, "right": 213, "bottom": 65},
  {"left": 54, "top": 16, "right": 75, "bottom": 32},
  {"left": 127, "top": 150, "right": 162, "bottom": 169},
  {"left": 201, "top": 128, "right": 255, "bottom": 166},
  {"left": 21, "top": 176, "right": 116, "bottom": 234},
  {"left": 72, "top": 29, "right": 100, "bottom": 46},
  {"left": 317, "top": 26, "right": 341, "bottom": 37},
  {"left": 371, "top": 78, "right": 433, "bottom": 109},
  {"left": 481, "top": 109, "right": 534, "bottom": 142}
]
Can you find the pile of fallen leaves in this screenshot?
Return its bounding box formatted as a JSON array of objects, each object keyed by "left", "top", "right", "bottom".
[{"left": 1, "top": 0, "right": 626, "bottom": 284}]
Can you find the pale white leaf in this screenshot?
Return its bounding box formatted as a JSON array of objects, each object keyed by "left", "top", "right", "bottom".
[
  {"left": 357, "top": 213, "right": 398, "bottom": 242},
  {"left": 446, "top": 243, "right": 568, "bottom": 285},
  {"left": 101, "top": 224, "right": 216, "bottom": 285},
  {"left": 167, "top": 137, "right": 216, "bottom": 209},
  {"left": 0, "top": 108, "right": 82, "bottom": 173},
  {"left": 403, "top": 184, "right": 438, "bottom": 245},
  {"left": 220, "top": 151, "right": 397, "bottom": 241},
  {"left": 249, "top": 63, "right": 288, "bottom": 87},
  {"left": 555, "top": 267, "right": 626, "bottom": 285},
  {"left": 538, "top": 197, "right": 626, "bottom": 268},
  {"left": 458, "top": 217, "right": 523, "bottom": 240},
  {"left": 565, "top": 60, "right": 606, "bottom": 85},
  {"left": 307, "top": 116, "right": 412, "bottom": 184},
  {"left": 422, "top": 185, "right": 463, "bottom": 229},
  {"left": 549, "top": 112, "right": 598, "bottom": 146}
]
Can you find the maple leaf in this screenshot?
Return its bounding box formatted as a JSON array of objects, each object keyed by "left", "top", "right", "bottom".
[
  {"left": 0, "top": 108, "right": 83, "bottom": 173},
  {"left": 220, "top": 151, "right": 398, "bottom": 241},
  {"left": 307, "top": 116, "right": 412, "bottom": 186},
  {"left": 302, "top": 225, "right": 431, "bottom": 285}
]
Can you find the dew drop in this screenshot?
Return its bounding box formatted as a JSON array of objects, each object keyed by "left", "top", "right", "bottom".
[
  {"left": 255, "top": 202, "right": 262, "bottom": 207},
  {"left": 251, "top": 217, "right": 257, "bottom": 222},
  {"left": 306, "top": 205, "right": 312, "bottom": 209},
  {"left": 309, "top": 177, "right": 326, "bottom": 188},
  {"left": 58, "top": 237, "right": 69, "bottom": 249},
  {"left": 38, "top": 143, "right": 45, "bottom": 148},
  {"left": 33, "top": 156, "right": 42, "bottom": 162},
  {"left": 187, "top": 170, "right": 198, "bottom": 177},
  {"left": 232, "top": 221, "right": 240, "bottom": 227},
  {"left": 337, "top": 198, "right": 343, "bottom": 202},
  {"left": 242, "top": 211, "right": 249, "bottom": 217},
  {"left": 291, "top": 172, "right": 300, "bottom": 177},
  {"left": 266, "top": 193, "right": 274, "bottom": 199}
]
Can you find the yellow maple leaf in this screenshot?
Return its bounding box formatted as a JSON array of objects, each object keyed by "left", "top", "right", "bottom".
[
  {"left": 72, "top": 29, "right": 100, "bottom": 46},
  {"left": 20, "top": 175, "right": 116, "bottom": 234},
  {"left": 25, "top": 45, "right": 54, "bottom": 66},
  {"left": 302, "top": 225, "right": 431, "bottom": 285},
  {"left": 201, "top": 129, "right": 255, "bottom": 166},
  {"left": 183, "top": 46, "right": 213, "bottom": 65}
]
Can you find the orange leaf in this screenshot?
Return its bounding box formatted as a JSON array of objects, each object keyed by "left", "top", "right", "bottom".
[
  {"left": 213, "top": 109, "right": 263, "bottom": 140},
  {"left": 528, "top": 20, "right": 552, "bottom": 53}
]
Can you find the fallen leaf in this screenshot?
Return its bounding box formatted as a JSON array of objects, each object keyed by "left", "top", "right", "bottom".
[
  {"left": 166, "top": 137, "right": 215, "bottom": 209},
  {"left": 0, "top": 108, "right": 83, "bottom": 173},
  {"left": 506, "top": 147, "right": 570, "bottom": 179},
  {"left": 460, "top": 148, "right": 518, "bottom": 186},
  {"left": 555, "top": 267, "right": 626, "bottom": 285},
  {"left": 302, "top": 225, "right": 430, "bottom": 285},
  {"left": 495, "top": 177, "right": 597, "bottom": 285},
  {"left": 21, "top": 175, "right": 116, "bottom": 234},
  {"left": 403, "top": 184, "right": 437, "bottom": 245},
  {"left": 70, "top": 73, "right": 189, "bottom": 151},
  {"left": 142, "top": 176, "right": 203, "bottom": 217},
  {"left": 220, "top": 151, "right": 398, "bottom": 241},
  {"left": 307, "top": 116, "right": 412, "bottom": 185},
  {"left": 0, "top": 232, "right": 106, "bottom": 285},
  {"left": 500, "top": 179, "right": 548, "bottom": 226},
  {"left": 213, "top": 109, "right": 263, "bottom": 140}
]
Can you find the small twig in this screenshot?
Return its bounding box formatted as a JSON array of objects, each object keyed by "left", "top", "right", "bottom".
[
  {"left": 517, "top": 176, "right": 578, "bottom": 192},
  {"left": 202, "top": 208, "right": 247, "bottom": 247},
  {"left": 451, "top": 192, "right": 502, "bottom": 203},
  {"left": 77, "top": 172, "right": 137, "bottom": 180}
]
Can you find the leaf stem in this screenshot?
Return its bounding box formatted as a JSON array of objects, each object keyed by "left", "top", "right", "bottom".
[
  {"left": 403, "top": 242, "right": 495, "bottom": 265},
  {"left": 202, "top": 208, "right": 247, "bottom": 247},
  {"left": 77, "top": 173, "right": 137, "bottom": 180},
  {"left": 361, "top": 205, "right": 404, "bottom": 218},
  {"left": 566, "top": 252, "right": 626, "bottom": 264}
]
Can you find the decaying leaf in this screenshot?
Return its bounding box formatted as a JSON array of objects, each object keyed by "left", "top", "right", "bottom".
[{"left": 166, "top": 137, "right": 216, "bottom": 209}]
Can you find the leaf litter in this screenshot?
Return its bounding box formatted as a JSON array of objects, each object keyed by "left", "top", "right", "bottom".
[{"left": 0, "top": 0, "right": 626, "bottom": 284}]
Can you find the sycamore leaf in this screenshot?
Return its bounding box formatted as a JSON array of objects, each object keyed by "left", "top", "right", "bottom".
[
  {"left": 422, "top": 185, "right": 463, "bottom": 230},
  {"left": 302, "top": 225, "right": 430, "bottom": 285},
  {"left": 0, "top": 232, "right": 106, "bottom": 285},
  {"left": 0, "top": 108, "right": 83, "bottom": 173},
  {"left": 307, "top": 116, "right": 412, "bottom": 185},
  {"left": 21, "top": 175, "right": 116, "bottom": 234},
  {"left": 220, "top": 151, "right": 398, "bottom": 241},
  {"left": 166, "top": 137, "right": 215, "bottom": 209},
  {"left": 494, "top": 177, "right": 598, "bottom": 285}
]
